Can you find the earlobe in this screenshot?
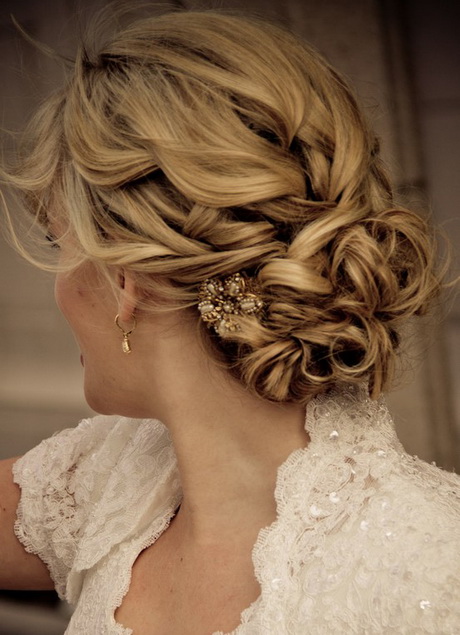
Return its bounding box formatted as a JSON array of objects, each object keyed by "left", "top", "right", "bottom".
[
  {"left": 118, "top": 271, "right": 126, "bottom": 290},
  {"left": 117, "top": 269, "right": 138, "bottom": 323}
]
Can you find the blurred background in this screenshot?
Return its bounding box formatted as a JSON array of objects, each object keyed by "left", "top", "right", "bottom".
[{"left": 1, "top": 0, "right": 459, "bottom": 632}]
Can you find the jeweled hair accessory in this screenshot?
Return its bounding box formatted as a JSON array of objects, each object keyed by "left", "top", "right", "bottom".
[{"left": 198, "top": 272, "right": 264, "bottom": 336}]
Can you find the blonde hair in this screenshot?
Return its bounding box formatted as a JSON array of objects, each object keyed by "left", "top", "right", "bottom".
[{"left": 2, "top": 9, "right": 446, "bottom": 403}]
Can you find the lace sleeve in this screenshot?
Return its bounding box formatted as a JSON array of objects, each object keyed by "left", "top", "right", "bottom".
[{"left": 12, "top": 415, "right": 118, "bottom": 600}]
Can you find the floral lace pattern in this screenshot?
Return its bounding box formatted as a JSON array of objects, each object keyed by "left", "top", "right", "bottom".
[{"left": 13, "top": 383, "right": 460, "bottom": 634}]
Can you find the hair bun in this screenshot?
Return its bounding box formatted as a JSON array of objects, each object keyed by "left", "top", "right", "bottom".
[{"left": 3, "top": 10, "right": 449, "bottom": 403}]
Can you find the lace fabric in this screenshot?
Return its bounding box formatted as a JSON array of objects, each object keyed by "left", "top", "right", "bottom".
[{"left": 13, "top": 383, "right": 460, "bottom": 634}]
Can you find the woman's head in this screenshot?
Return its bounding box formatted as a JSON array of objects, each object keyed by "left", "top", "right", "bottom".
[{"left": 4, "top": 9, "right": 445, "bottom": 405}]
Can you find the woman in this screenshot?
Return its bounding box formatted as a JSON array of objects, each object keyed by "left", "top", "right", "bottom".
[{"left": 1, "top": 8, "right": 459, "bottom": 634}]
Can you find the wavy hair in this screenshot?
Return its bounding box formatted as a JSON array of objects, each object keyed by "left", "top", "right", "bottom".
[{"left": 2, "top": 9, "right": 447, "bottom": 403}]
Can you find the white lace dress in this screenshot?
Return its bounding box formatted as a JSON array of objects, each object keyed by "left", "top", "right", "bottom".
[{"left": 13, "top": 383, "right": 460, "bottom": 634}]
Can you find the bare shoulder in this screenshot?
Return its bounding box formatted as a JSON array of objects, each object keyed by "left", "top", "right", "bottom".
[{"left": 0, "top": 457, "right": 54, "bottom": 590}]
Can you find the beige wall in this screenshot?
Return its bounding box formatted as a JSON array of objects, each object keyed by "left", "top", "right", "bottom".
[{"left": 1, "top": 0, "right": 459, "bottom": 470}]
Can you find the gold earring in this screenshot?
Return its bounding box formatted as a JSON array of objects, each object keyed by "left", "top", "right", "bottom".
[{"left": 115, "top": 314, "right": 137, "bottom": 354}]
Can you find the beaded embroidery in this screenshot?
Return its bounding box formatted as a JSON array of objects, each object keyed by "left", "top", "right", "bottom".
[
  {"left": 12, "top": 384, "right": 460, "bottom": 635},
  {"left": 197, "top": 273, "right": 264, "bottom": 335}
]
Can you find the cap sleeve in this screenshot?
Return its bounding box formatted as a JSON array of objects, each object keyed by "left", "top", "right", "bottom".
[{"left": 12, "top": 415, "right": 119, "bottom": 600}]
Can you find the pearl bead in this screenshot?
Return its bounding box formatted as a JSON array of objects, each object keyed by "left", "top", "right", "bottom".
[
  {"left": 199, "top": 301, "right": 215, "bottom": 314},
  {"left": 240, "top": 298, "right": 256, "bottom": 311},
  {"left": 228, "top": 281, "right": 241, "bottom": 296}
]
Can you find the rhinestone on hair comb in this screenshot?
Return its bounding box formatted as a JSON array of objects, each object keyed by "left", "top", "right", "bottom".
[{"left": 197, "top": 272, "right": 264, "bottom": 336}]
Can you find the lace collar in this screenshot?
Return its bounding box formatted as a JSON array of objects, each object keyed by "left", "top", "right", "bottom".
[{"left": 70, "top": 381, "right": 402, "bottom": 633}]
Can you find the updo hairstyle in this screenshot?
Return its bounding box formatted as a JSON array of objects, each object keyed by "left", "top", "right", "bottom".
[{"left": 3, "top": 9, "right": 445, "bottom": 403}]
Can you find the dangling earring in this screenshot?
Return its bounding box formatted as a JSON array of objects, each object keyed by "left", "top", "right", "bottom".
[{"left": 115, "top": 314, "right": 137, "bottom": 354}]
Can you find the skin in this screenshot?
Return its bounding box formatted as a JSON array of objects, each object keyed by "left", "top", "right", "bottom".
[
  {"left": 29, "top": 232, "right": 312, "bottom": 631},
  {"left": 53, "top": 236, "right": 310, "bottom": 543}
]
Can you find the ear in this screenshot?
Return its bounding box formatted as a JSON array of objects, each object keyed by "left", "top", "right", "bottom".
[{"left": 117, "top": 269, "right": 139, "bottom": 322}]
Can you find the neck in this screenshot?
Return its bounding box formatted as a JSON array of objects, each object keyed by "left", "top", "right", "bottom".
[
  {"left": 132, "top": 312, "right": 310, "bottom": 543},
  {"left": 167, "top": 386, "right": 308, "bottom": 543}
]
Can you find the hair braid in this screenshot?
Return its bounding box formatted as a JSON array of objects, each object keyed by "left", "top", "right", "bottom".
[{"left": 3, "top": 9, "right": 448, "bottom": 402}]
